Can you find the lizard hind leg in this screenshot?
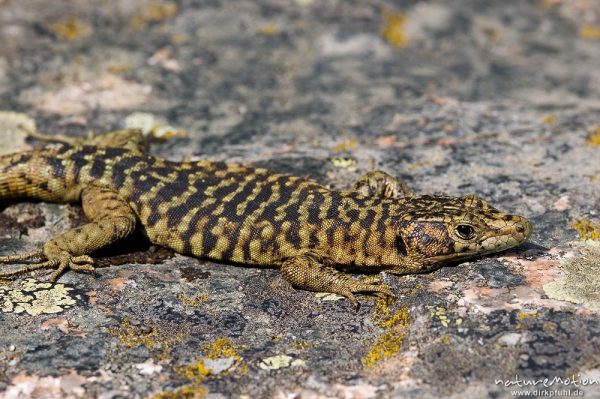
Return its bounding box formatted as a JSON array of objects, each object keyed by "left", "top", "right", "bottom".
[
  {"left": 0, "top": 187, "right": 136, "bottom": 282},
  {"left": 280, "top": 252, "right": 395, "bottom": 306}
]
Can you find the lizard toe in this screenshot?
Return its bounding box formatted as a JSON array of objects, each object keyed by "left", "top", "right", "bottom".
[
  {"left": 360, "top": 275, "right": 383, "bottom": 285},
  {"left": 48, "top": 253, "right": 96, "bottom": 282}
]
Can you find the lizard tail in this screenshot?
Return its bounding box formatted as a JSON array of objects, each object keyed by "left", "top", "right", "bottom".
[{"left": 0, "top": 150, "right": 69, "bottom": 202}]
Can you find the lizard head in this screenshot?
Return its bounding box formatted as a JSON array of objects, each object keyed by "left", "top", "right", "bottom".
[{"left": 390, "top": 194, "right": 532, "bottom": 273}]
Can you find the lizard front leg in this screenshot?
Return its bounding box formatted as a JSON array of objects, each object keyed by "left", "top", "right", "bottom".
[
  {"left": 352, "top": 171, "right": 412, "bottom": 198},
  {"left": 280, "top": 251, "right": 395, "bottom": 306},
  {"left": 0, "top": 186, "right": 136, "bottom": 281}
]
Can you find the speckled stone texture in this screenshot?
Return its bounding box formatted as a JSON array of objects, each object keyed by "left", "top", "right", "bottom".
[{"left": 1, "top": 1, "right": 600, "bottom": 398}]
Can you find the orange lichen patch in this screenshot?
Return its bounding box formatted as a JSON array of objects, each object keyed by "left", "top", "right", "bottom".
[
  {"left": 49, "top": 17, "right": 92, "bottom": 41},
  {"left": 21, "top": 74, "right": 151, "bottom": 115},
  {"left": 362, "top": 300, "right": 410, "bottom": 368},
  {"left": 427, "top": 279, "right": 454, "bottom": 293},
  {"left": 579, "top": 24, "right": 600, "bottom": 39},
  {"left": 381, "top": 12, "right": 409, "bottom": 48},
  {"left": 131, "top": 2, "right": 178, "bottom": 29},
  {"left": 572, "top": 219, "right": 600, "bottom": 240},
  {"left": 587, "top": 127, "right": 600, "bottom": 147}
]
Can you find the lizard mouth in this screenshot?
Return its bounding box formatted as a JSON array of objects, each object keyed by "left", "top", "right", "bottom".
[{"left": 479, "top": 215, "right": 532, "bottom": 254}]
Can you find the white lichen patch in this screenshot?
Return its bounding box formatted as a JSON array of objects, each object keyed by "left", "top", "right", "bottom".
[
  {"left": 543, "top": 241, "right": 600, "bottom": 312},
  {"left": 258, "top": 355, "right": 294, "bottom": 370},
  {"left": 124, "top": 112, "right": 186, "bottom": 139},
  {"left": 315, "top": 292, "right": 345, "bottom": 301},
  {"left": 0, "top": 278, "right": 81, "bottom": 316}
]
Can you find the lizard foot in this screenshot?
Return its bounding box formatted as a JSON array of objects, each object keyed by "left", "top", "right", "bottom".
[{"left": 0, "top": 252, "right": 95, "bottom": 282}]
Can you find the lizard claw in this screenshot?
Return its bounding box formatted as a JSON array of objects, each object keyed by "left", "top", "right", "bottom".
[{"left": 49, "top": 254, "right": 96, "bottom": 282}]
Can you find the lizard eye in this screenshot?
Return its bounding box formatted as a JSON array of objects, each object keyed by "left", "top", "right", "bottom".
[{"left": 455, "top": 224, "right": 476, "bottom": 240}]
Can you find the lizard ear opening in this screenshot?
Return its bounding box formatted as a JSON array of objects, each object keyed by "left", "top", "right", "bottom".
[{"left": 396, "top": 235, "right": 408, "bottom": 256}]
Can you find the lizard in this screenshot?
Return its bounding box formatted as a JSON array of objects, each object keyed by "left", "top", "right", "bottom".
[{"left": 0, "top": 128, "right": 532, "bottom": 304}]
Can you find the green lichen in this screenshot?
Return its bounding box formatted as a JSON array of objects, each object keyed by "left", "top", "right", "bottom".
[
  {"left": 0, "top": 278, "right": 80, "bottom": 315},
  {"left": 543, "top": 241, "right": 600, "bottom": 312}
]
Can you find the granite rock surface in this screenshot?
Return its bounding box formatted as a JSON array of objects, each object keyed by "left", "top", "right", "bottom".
[{"left": 0, "top": 1, "right": 599, "bottom": 398}]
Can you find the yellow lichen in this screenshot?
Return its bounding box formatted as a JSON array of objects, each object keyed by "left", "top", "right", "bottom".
[
  {"left": 362, "top": 300, "right": 410, "bottom": 368},
  {"left": 177, "top": 292, "right": 209, "bottom": 307},
  {"left": 542, "top": 114, "right": 557, "bottom": 125},
  {"left": 517, "top": 311, "right": 538, "bottom": 319},
  {"left": 426, "top": 305, "right": 460, "bottom": 328},
  {"left": 381, "top": 12, "right": 408, "bottom": 48},
  {"left": 176, "top": 339, "right": 241, "bottom": 381},
  {"left": 334, "top": 139, "right": 358, "bottom": 152},
  {"left": 572, "top": 219, "right": 600, "bottom": 240},
  {"left": 586, "top": 127, "right": 600, "bottom": 147},
  {"left": 258, "top": 25, "right": 279, "bottom": 36},
  {"left": 109, "top": 317, "right": 159, "bottom": 347},
  {"left": 0, "top": 279, "right": 80, "bottom": 315},
  {"left": 291, "top": 340, "right": 312, "bottom": 350},
  {"left": 152, "top": 384, "right": 207, "bottom": 399},
  {"left": 579, "top": 25, "right": 600, "bottom": 40},
  {"left": 130, "top": 2, "right": 178, "bottom": 29},
  {"left": 49, "top": 16, "right": 92, "bottom": 40},
  {"left": 108, "top": 317, "right": 182, "bottom": 361},
  {"left": 203, "top": 337, "right": 239, "bottom": 360},
  {"left": 156, "top": 338, "right": 242, "bottom": 398}
]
